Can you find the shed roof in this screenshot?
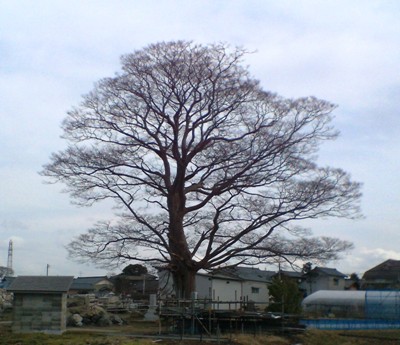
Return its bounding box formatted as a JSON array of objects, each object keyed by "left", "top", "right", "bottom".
[{"left": 7, "top": 276, "right": 74, "bottom": 293}]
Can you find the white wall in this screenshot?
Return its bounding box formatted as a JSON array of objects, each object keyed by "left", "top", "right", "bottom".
[
  {"left": 195, "top": 274, "right": 212, "bottom": 299},
  {"left": 241, "top": 280, "right": 269, "bottom": 306},
  {"left": 158, "top": 270, "right": 270, "bottom": 310},
  {"left": 211, "top": 277, "right": 242, "bottom": 310}
]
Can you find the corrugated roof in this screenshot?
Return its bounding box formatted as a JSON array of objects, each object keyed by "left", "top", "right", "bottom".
[{"left": 7, "top": 276, "right": 74, "bottom": 293}]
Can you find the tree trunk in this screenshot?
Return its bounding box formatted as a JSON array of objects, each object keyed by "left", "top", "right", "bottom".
[
  {"left": 169, "top": 221, "right": 197, "bottom": 298},
  {"left": 172, "top": 264, "right": 197, "bottom": 299},
  {"left": 168, "top": 188, "right": 197, "bottom": 299}
]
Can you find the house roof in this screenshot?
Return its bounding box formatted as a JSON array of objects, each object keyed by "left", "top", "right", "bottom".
[
  {"left": 7, "top": 276, "right": 74, "bottom": 293},
  {"left": 70, "top": 276, "right": 112, "bottom": 291},
  {"left": 210, "top": 267, "right": 275, "bottom": 282},
  {"left": 277, "top": 270, "right": 304, "bottom": 279},
  {"left": 311, "top": 267, "right": 347, "bottom": 278},
  {"left": 205, "top": 269, "right": 242, "bottom": 281},
  {"left": 363, "top": 259, "right": 400, "bottom": 281}
]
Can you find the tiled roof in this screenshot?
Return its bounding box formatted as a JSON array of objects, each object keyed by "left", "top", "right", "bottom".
[
  {"left": 278, "top": 270, "right": 304, "bottom": 279},
  {"left": 7, "top": 276, "right": 74, "bottom": 293},
  {"left": 313, "top": 267, "right": 347, "bottom": 277},
  {"left": 363, "top": 259, "right": 400, "bottom": 280},
  {"left": 70, "top": 276, "right": 112, "bottom": 290}
]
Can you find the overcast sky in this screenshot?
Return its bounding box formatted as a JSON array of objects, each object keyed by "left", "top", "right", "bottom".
[{"left": 1, "top": 0, "right": 399, "bottom": 277}]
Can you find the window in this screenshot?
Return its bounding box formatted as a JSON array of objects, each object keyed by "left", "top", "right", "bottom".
[
  {"left": 333, "top": 278, "right": 339, "bottom": 286},
  {"left": 251, "top": 287, "right": 260, "bottom": 294}
]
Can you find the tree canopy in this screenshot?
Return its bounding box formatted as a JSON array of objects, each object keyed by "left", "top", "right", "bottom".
[
  {"left": 42, "top": 41, "right": 361, "bottom": 298},
  {"left": 122, "top": 264, "right": 148, "bottom": 276},
  {"left": 267, "top": 275, "right": 303, "bottom": 315}
]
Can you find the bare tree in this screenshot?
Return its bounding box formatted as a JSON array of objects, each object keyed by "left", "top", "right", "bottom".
[
  {"left": 42, "top": 41, "right": 361, "bottom": 298},
  {"left": 258, "top": 233, "right": 353, "bottom": 268}
]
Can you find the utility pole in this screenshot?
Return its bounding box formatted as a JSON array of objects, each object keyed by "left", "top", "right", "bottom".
[{"left": 46, "top": 264, "right": 50, "bottom": 276}]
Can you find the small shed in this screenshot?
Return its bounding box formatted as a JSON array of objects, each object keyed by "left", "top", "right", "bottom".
[{"left": 7, "top": 276, "right": 74, "bottom": 334}]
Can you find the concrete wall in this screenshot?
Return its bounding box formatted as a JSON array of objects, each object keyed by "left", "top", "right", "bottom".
[{"left": 12, "top": 292, "right": 67, "bottom": 334}]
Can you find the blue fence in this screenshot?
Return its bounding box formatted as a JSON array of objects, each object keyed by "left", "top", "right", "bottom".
[{"left": 301, "top": 318, "right": 400, "bottom": 330}]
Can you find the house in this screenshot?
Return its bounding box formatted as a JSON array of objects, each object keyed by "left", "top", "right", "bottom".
[
  {"left": 362, "top": 259, "right": 400, "bottom": 290},
  {"left": 159, "top": 265, "right": 349, "bottom": 308},
  {"left": 69, "top": 276, "right": 114, "bottom": 296},
  {"left": 7, "top": 276, "right": 74, "bottom": 334},
  {"left": 159, "top": 266, "right": 274, "bottom": 310},
  {"left": 303, "top": 267, "right": 347, "bottom": 295},
  {"left": 209, "top": 267, "right": 274, "bottom": 310},
  {"left": 196, "top": 269, "right": 243, "bottom": 309}
]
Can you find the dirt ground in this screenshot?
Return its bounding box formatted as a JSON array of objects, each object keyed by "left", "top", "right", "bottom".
[{"left": 2, "top": 321, "right": 400, "bottom": 345}]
